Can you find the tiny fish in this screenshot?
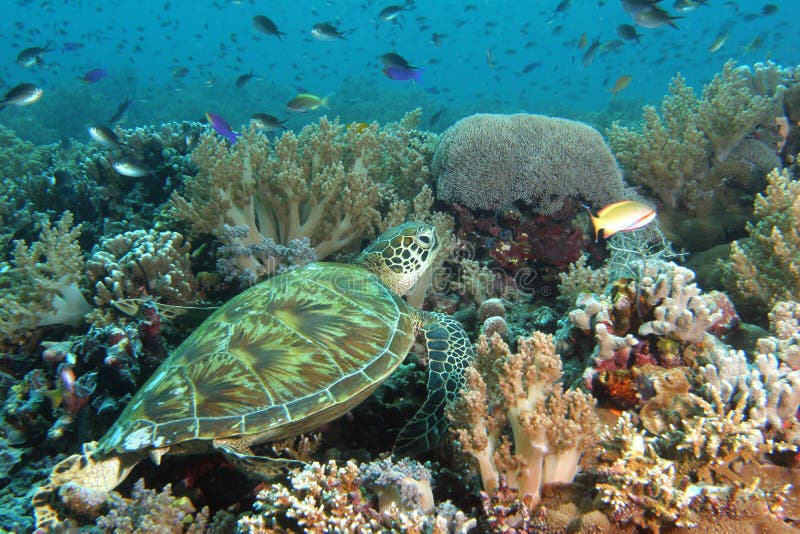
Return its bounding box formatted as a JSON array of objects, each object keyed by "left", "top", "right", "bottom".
[
  {"left": 347, "top": 122, "right": 370, "bottom": 135},
  {"left": 582, "top": 36, "right": 601, "bottom": 67},
  {"left": 0, "top": 83, "right": 43, "bottom": 110},
  {"left": 311, "top": 23, "right": 347, "bottom": 41},
  {"left": 251, "top": 113, "right": 289, "bottom": 132},
  {"left": 112, "top": 157, "right": 152, "bottom": 178},
  {"left": 578, "top": 32, "right": 588, "bottom": 49},
  {"left": 607, "top": 75, "right": 632, "bottom": 96},
  {"left": 88, "top": 125, "right": 122, "bottom": 150},
  {"left": 82, "top": 68, "right": 108, "bottom": 84},
  {"left": 522, "top": 61, "right": 541, "bottom": 74},
  {"left": 172, "top": 66, "right": 189, "bottom": 79},
  {"left": 108, "top": 97, "right": 133, "bottom": 124},
  {"left": 616, "top": 24, "right": 642, "bottom": 43},
  {"left": 586, "top": 200, "right": 656, "bottom": 241},
  {"left": 429, "top": 106, "right": 445, "bottom": 127},
  {"left": 16, "top": 43, "right": 54, "bottom": 68},
  {"left": 673, "top": 0, "right": 709, "bottom": 12},
  {"left": 235, "top": 70, "right": 256, "bottom": 89},
  {"left": 381, "top": 52, "right": 416, "bottom": 70},
  {"left": 708, "top": 31, "right": 730, "bottom": 53},
  {"left": 379, "top": 1, "right": 413, "bottom": 21},
  {"left": 205, "top": 112, "right": 241, "bottom": 144},
  {"left": 252, "top": 15, "right": 286, "bottom": 40},
  {"left": 287, "top": 93, "right": 331, "bottom": 112}
]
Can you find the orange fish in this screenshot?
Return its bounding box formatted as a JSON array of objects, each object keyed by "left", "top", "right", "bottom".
[
  {"left": 607, "top": 75, "right": 632, "bottom": 97},
  {"left": 586, "top": 200, "right": 656, "bottom": 241}
]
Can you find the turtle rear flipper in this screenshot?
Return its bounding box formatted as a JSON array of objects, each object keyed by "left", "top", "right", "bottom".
[
  {"left": 213, "top": 438, "right": 303, "bottom": 480},
  {"left": 394, "top": 311, "right": 474, "bottom": 456},
  {"left": 33, "top": 446, "right": 141, "bottom": 531}
]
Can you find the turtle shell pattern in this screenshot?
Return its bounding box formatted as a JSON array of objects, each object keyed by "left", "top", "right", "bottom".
[{"left": 97, "top": 262, "right": 415, "bottom": 455}]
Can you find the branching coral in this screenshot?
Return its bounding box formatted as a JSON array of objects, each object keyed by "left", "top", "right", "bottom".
[
  {"left": 95, "top": 479, "right": 209, "bottom": 533},
  {"left": 170, "top": 113, "right": 434, "bottom": 281},
  {"left": 449, "top": 332, "right": 599, "bottom": 508},
  {"left": 595, "top": 360, "right": 797, "bottom": 533},
  {"left": 237, "top": 459, "right": 475, "bottom": 534},
  {"left": 434, "top": 113, "right": 627, "bottom": 215},
  {"left": 725, "top": 167, "right": 800, "bottom": 308}
]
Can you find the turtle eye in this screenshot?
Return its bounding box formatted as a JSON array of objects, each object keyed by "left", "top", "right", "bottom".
[{"left": 417, "top": 229, "right": 434, "bottom": 248}]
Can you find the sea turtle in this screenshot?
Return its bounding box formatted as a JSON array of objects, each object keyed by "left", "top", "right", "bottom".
[{"left": 33, "top": 222, "right": 474, "bottom": 530}]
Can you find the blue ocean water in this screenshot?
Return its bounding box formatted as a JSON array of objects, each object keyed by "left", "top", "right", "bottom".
[{"left": 1, "top": 0, "right": 796, "bottom": 141}]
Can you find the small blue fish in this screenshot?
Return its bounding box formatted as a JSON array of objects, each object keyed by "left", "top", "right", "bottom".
[
  {"left": 206, "top": 112, "right": 241, "bottom": 144},
  {"left": 382, "top": 66, "right": 423, "bottom": 82},
  {"left": 82, "top": 68, "right": 108, "bottom": 84}
]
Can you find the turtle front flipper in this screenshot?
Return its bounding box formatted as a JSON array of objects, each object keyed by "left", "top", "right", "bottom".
[
  {"left": 394, "top": 311, "right": 474, "bottom": 455},
  {"left": 33, "top": 443, "right": 142, "bottom": 531}
]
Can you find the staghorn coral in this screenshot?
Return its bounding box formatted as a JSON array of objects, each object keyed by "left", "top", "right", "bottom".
[
  {"left": 449, "top": 332, "right": 599, "bottom": 509},
  {"left": 725, "top": 167, "right": 800, "bottom": 308},
  {"left": 170, "top": 113, "right": 434, "bottom": 281},
  {"left": 636, "top": 262, "right": 724, "bottom": 344},
  {"left": 566, "top": 261, "right": 727, "bottom": 375},
  {"left": 86, "top": 229, "right": 198, "bottom": 320},
  {"left": 433, "top": 113, "right": 627, "bottom": 215},
  {"left": 237, "top": 459, "right": 475, "bottom": 534}
]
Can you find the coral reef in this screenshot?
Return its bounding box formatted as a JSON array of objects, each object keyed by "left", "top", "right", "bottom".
[
  {"left": 170, "top": 113, "right": 435, "bottom": 282},
  {"left": 434, "top": 113, "right": 627, "bottom": 215},
  {"left": 561, "top": 261, "right": 733, "bottom": 397},
  {"left": 86, "top": 228, "right": 199, "bottom": 322},
  {"left": 0, "top": 212, "right": 91, "bottom": 350},
  {"left": 449, "top": 332, "right": 599, "bottom": 508},
  {"left": 237, "top": 459, "right": 475, "bottom": 533},
  {"left": 724, "top": 167, "right": 800, "bottom": 309},
  {"left": 608, "top": 61, "right": 786, "bottom": 216},
  {"left": 94, "top": 478, "right": 210, "bottom": 533}
]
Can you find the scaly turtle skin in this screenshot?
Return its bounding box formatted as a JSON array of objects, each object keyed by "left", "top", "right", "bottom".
[{"left": 33, "top": 222, "right": 474, "bottom": 530}]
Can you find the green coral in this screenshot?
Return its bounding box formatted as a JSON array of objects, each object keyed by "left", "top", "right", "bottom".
[
  {"left": 608, "top": 61, "right": 780, "bottom": 215},
  {"left": 0, "top": 212, "right": 89, "bottom": 349},
  {"left": 723, "top": 167, "right": 800, "bottom": 308}
]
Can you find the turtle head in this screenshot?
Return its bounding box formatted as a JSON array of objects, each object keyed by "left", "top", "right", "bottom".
[{"left": 356, "top": 222, "right": 440, "bottom": 296}]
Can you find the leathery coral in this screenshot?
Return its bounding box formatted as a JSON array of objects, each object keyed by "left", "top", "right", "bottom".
[
  {"left": 449, "top": 332, "right": 599, "bottom": 509},
  {"left": 608, "top": 61, "right": 780, "bottom": 216},
  {"left": 170, "top": 113, "right": 430, "bottom": 281},
  {"left": 0, "top": 211, "right": 91, "bottom": 349}
]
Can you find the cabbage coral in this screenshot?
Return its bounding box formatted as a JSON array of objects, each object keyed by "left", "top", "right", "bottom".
[{"left": 433, "top": 113, "right": 627, "bottom": 215}]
